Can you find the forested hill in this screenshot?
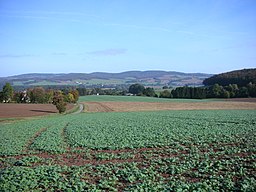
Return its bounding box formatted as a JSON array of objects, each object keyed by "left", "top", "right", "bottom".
[{"left": 203, "top": 68, "right": 256, "bottom": 86}]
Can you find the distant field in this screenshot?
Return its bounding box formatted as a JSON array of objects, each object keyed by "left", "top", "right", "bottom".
[
  {"left": 0, "top": 110, "right": 255, "bottom": 191},
  {"left": 84, "top": 101, "right": 256, "bottom": 112},
  {"left": 80, "top": 95, "right": 256, "bottom": 112},
  {"left": 1, "top": 96, "right": 255, "bottom": 118},
  {"left": 79, "top": 95, "right": 219, "bottom": 103}
]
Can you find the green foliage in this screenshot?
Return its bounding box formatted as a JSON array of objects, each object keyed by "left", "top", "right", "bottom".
[
  {"left": 238, "top": 86, "right": 249, "bottom": 97},
  {"left": 70, "top": 89, "right": 79, "bottom": 103},
  {"left": 53, "top": 91, "right": 67, "bottom": 113},
  {"left": 28, "top": 87, "right": 48, "bottom": 103},
  {"left": 159, "top": 90, "right": 172, "bottom": 98},
  {"left": 78, "top": 95, "right": 213, "bottom": 103},
  {"left": 65, "top": 90, "right": 79, "bottom": 103},
  {"left": 65, "top": 93, "right": 75, "bottom": 103},
  {"left": 63, "top": 110, "right": 256, "bottom": 150},
  {"left": 129, "top": 83, "right": 145, "bottom": 95},
  {"left": 0, "top": 110, "right": 255, "bottom": 191},
  {"left": 45, "top": 89, "right": 54, "bottom": 103},
  {"left": 56, "top": 103, "right": 66, "bottom": 113},
  {"left": 12, "top": 87, "right": 79, "bottom": 104},
  {"left": 0, "top": 121, "right": 50, "bottom": 155},
  {"left": 1, "top": 82, "right": 14, "bottom": 102},
  {"left": 203, "top": 68, "right": 256, "bottom": 86},
  {"left": 143, "top": 87, "right": 157, "bottom": 97},
  {"left": 172, "top": 86, "right": 206, "bottom": 99},
  {"left": 30, "top": 122, "right": 67, "bottom": 153},
  {"left": 171, "top": 83, "right": 256, "bottom": 99},
  {"left": 225, "top": 84, "right": 239, "bottom": 98}
]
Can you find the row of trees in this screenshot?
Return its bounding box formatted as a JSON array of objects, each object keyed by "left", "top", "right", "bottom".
[
  {"left": 160, "top": 83, "right": 256, "bottom": 99},
  {"left": 1, "top": 81, "right": 255, "bottom": 110},
  {"left": 0, "top": 83, "right": 79, "bottom": 113},
  {"left": 77, "top": 87, "right": 127, "bottom": 96},
  {"left": 126, "top": 83, "right": 256, "bottom": 99},
  {"left": 77, "top": 85, "right": 158, "bottom": 97},
  {"left": 128, "top": 84, "right": 158, "bottom": 97}
]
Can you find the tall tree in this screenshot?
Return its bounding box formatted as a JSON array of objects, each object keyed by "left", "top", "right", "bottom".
[
  {"left": 65, "top": 93, "right": 75, "bottom": 103},
  {"left": 2, "top": 83, "right": 14, "bottom": 102},
  {"left": 28, "top": 87, "right": 47, "bottom": 103},
  {"left": 129, "top": 84, "right": 145, "bottom": 95},
  {"left": 160, "top": 90, "right": 172, "bottom": 98},
  {"left": 70, "top": 90, "right": 79, "bottom": 103},
  {"left": 45, "top": 89, "right": 54, "bottom": 103},
  {"left": 238, "top": 87, "right": 249, "bottom": 98},
  {"left": 143, "top": 87, "right": 157, "bottom": 97},
  {"left": 53, "top": 91, "right": 66, "bottom": 113},
  {"left": 207, "top": 84, "right": 223, "bottom": 98},
  {"left": 247, "top": 82, "right": 256, "bottom": 97},
  {"left": 226, "top": 84, "right": 238, "bottom": 98}
]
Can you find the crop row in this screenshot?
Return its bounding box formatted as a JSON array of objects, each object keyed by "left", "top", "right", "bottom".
[
  {"left": 64, "top": 110, "right": 256, "bottom": 150},
  {"left": 29, "top": 121, "right": 68, "bottom": 154},
  {"left": 0, "top": 110, "right": 255, "bottom": 191},
  {"left": 1, "top": 110, "right": 254, "bottom": 155},
  {"left": 0, "top": 120, "right": 51, "bottom": 155},
  {"left": 1, "top": 152, "right": 255, "bottom": 191}
]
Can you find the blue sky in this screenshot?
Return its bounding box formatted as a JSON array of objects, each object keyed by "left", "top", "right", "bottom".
[{"left": 0, "top": 0, "right": 255, "bottom": 77}]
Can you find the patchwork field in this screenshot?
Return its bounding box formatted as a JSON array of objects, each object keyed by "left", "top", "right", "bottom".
[
  {"left": 81, "top": 95, "right": 256, "bottom": 112},
  {"left": 2, "top": 96, "right": 255, "bottom": 118},
  {"left": 78, "top": 95, "right": 220, "bottom": 103},
  {"left": 84, "top": 101, "right": 256, "bottom": 112},
  {"left": 0, "top": 106, "right": 255, "bottom": 191}
]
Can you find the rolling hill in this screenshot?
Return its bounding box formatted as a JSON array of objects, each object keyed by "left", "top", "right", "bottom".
[{"left": 0, "top": 70, "right": 212, "bottom": 89}]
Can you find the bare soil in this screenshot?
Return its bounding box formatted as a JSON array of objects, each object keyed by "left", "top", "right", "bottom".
[
  {"left": 85, "top": 102, "right": 114, "bottom": 112},
  {"left": 84, "top": 99, "right": 256, "bottom": 113},
  {"left": 3, "top": 144, "right": 253, "bottom": 168},
  {"left": 0, "top": 103, "right": 75, "bottom": 118}
]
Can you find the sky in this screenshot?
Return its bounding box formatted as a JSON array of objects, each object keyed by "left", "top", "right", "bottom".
[{"left": 0, "top": 0, "right": 255, "bottom": 77}]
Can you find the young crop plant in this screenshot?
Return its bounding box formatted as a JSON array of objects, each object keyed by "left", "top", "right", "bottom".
[
  {"left": 0, "top": 109, "right": 255, "bottom": 191},
  {"left": 30, "top": 121, "right": 69, "bottom": 154},
  {"left": 0, "top": 120, "right": 52, "bottom": 155}
]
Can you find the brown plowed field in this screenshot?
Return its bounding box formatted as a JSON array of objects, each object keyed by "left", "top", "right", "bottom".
[
  {"left": 0, "top": 103, "right": 75, "bottom": 118},
  {"left": 84, "top": 100, "right": 256, "bottom": 113},
  {"left": 84, "top": 102, "right": 114, "bottom": 112}
]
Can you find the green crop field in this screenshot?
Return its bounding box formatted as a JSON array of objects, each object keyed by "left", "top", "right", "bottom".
[
  {"left": 78, "top": 95, "right": 220, "bottom": 103},
  {"left": 0, "top": 109, "right": 255, "bottom": 191}
]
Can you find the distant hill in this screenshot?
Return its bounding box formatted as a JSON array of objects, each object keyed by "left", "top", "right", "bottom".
[
  {"left": 0, "top": 70, "right": 212, "bottom": 89},
  {"left": 203, "top": 68, "right": 256, "bottom": 86}
]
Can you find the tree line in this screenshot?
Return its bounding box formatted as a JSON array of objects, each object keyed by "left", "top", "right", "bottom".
[
  {"left": 171, "top": 83, "right": 255, "bottom": 99},
  {"left": 0, "top": 83, "right": 79, "bottom": 113},
  {"left": 126, "top": 83, "right": 256, "bottom": 99},
  {"left": 77, "top": 87, "right": 128, "bottom": 96},
  {"left": 1, "top": 81, "right": 255, "bottom": 110},
  {"left": 77, "top": 83, "right": 256, "bottom": 99}
]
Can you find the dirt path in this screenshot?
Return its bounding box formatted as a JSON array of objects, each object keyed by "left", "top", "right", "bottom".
[
  {"left": 83, "top": 100, "right": 256, "bottom": 113},
  {"left": 72, "top": 103, "right": 84, "bottom": 114}
]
